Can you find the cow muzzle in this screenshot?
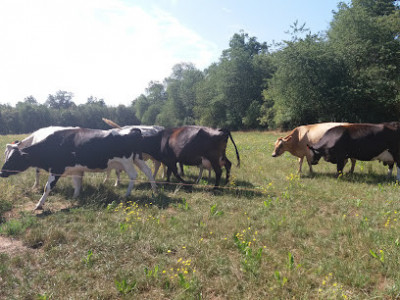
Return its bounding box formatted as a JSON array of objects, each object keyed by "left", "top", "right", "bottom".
[{"left": 0, "top": 171, "right": 10, "bottom": 178}]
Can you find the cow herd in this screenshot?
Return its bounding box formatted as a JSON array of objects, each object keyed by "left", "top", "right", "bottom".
[
  {"left": 1, "top": 121, "right": 399, "bottom": 210},
  {"left": 0, "top": 122, "right": 240, "bottom": 210},
  {"left": 272, "top": 122, "right": 399, "bottom": 179}
]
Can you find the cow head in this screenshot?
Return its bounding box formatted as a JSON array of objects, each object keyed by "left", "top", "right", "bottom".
[
  {"left": 307, "top": 144, "right": 324, "bottom": 165},
  {"left": 272, "top": 136, "right": 292, "bottom": 157},
  {"left": 0, "top": 144, "right": 31, "bottom": 178}
]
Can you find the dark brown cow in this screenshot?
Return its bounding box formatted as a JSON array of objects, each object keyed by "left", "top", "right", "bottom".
[
  {"left": 141, "top": 126, "right": 240, "bottom": 187},
  {"left": 308, "top": 123, "right": 398, "bottom": 178}
]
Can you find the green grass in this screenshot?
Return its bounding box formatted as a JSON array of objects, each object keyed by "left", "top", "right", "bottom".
[{"left": 1, "top": 131, "right": 400, "bottom": 299}]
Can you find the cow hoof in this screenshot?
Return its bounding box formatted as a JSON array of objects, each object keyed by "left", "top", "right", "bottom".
[
  {"left": 212, "top": 186, "right": 222, "bottom": 193},
  {"left": 34, "top": 205, "right": 44, "bottom": 211}
]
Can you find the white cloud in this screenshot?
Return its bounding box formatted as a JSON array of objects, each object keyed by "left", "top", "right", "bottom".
[{"left": 0, "top": 0, "right": 219, "bottom": 106}]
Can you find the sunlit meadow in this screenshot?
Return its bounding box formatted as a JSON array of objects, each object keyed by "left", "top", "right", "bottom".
[{"left": 1, "top": 131, "right": 400, "bottom": 299}]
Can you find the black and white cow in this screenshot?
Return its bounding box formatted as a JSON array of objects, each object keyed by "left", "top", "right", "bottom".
[
  {"left": 1, "top": 127, "right": 157, "bottom": 210},
  {"left": 308, "top": 123, "right": 399, "bottom": 179},
  {"left": 101, "top": 119, "right": 167, "bottom": 185},
  {"left": 4, "top": 126, "right": 77, "bottom": 189}
]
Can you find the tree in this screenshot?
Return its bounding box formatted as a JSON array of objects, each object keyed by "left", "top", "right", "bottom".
[
  {"left": 23, "top": 95, "right": 38, "bottom": 105},
  {"left": 195, "top": 31, "right": 272, "bottom": 129},
  {"left": 86, "top": 96, "right": 106, "bottom": 107},
  {"left": 157, "top": 63, "right": 204, "bottom": 127},
  {"left": 46, "top": 90, "right": 76, "bottom": 109},
  {"left": 327, "top": 0, "right": 400, "bottom": 122},
  {"left": 16, "top": 102, "right": 51, "bottom": 133},
  {"left": 132, "top": 81, "right": 167, "bottom": 124},
  {"left": 265, "top": 32, "right": 351, "bottom": 128}
]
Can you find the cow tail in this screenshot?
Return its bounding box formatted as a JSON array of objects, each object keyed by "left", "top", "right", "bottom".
[
  {"left": 228, "top": 131, "right": 240, "bottom": 167},
  {"left": 102, "top": 118, "right": 122, "bottom": 129}
]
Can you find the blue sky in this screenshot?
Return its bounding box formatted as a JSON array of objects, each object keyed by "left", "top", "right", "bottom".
[{"left": 0, "top": 0, "right": 342, "bottom": 106}]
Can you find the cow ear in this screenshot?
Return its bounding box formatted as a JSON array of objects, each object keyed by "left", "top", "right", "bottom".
[
  {"left": 6, "top": 144, "right": 18, "bottom": 152},
  {"left": 283, "top": 136, "right": 292, "bottom": 142}
]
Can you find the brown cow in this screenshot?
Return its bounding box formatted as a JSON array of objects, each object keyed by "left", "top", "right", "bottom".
[
  {"left": 272, "top": 122, "right": 356, "bottom": 173},
  {"left": 142, "top": 126, "right": 240, "bottom": 187}
]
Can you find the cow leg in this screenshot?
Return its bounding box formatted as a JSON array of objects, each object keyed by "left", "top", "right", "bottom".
[
  {"left": 32, "top": 168, "right": 40, "bottom": 189},
  {"left": 298, "top": 157, "right": 304, "bottom": 174},
  {"left": 386, "top": 162, "right": 394, "bottom": 177},
  {"left": 179, "top": 163, "right": 185, "bottom": 176},
  {"left": 162, "top": 164, "right": 167, "bottom": 179},
  {"left": 224, "top": 157, "right": 232, "bottom": 185},
  {"left": 103, "top": 169, "right": 121, "bottom": 186},
  {"left": 122, "top": 163, "right": 138, "bottom": 197},
  {"left": 195, "top": 165, "right": 204, "bottom": 184},
  {"left": 211, "top": 161, "right": 223, "bottom": 187},
  {"left": 114, "top": 169, "right": 121, "bottom": 187},
  {"left": 35, "top": 174, "right": 60, "bottom": 210},
  {"left": 305, "top": 155, "right": 314, "bottom": 174},
  {"left": 349, "top": 159, "right": 356, "bottom": 174},
  {"left": 336, "top": 160, "right": 345, "bottom": 177},
  {"left": 103, "top": 169, "right": 111, "bottom": 184},
  {"left": 152, "top": 160, "right": 161, "bottom": 178},
  {"left": 396, "top": 163, "right": 400, "bottom": 182},
  {"left": 133, "top": 157, "right": 157, "bottom": 192},
  {"left": 168, "top": 164, "right": 187, "bottom": 184},
  {"left": 72, "top": 173, "right": 83, "bottom": 198}
]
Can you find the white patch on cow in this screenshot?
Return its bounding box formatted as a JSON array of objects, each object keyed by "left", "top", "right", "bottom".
[
  {"left": 110, "top": 129, "right": 118, "bottom": 136},
  {"left": 132, "top": 155, "right": 157, "bottom": 192},
  {"left": 118, "top": 125, "right": 164, "bottom": 137},
  {"left": 202, "top": 158, "right": 212, "bottom": 170},
  {"left": 372, "top": 150, "right": 394, "bottom": 163},
  {"left": 115, "top": 128, "right": 129, "bottom": 135},
  {"left": 32, "top": 126, "right": 77, "bottom": 144},
  {"left": 63, "top": 154, "right": 157, "bottom": 197},
  {"left": 72, "top": 174, "right": 83, "bottom": 198},
  {"left": 35, "top": 174, "right": 56, "bottom": 210},
  {"left": 195, "top": 158, "right": 214, "bottom": 184},
  {"left": 4, "top": 144, "right": 18, "bottom": 161}
]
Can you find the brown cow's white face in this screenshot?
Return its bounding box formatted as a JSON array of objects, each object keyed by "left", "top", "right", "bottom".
[{"left": 271, "top": 136, "right": 291, "bottom": 157}]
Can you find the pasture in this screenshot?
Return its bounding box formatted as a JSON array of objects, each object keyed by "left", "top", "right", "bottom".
[{"left": 0, "top": 131, "right": 400, "bottom": 299}]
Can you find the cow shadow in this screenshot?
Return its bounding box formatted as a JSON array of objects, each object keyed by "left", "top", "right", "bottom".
[
  {"left": 302, "top": 171, "right": 394, "bottom": 184},
  {"left": 47, "top": 183, "right": 181, "bottom": 211},
  {"left": 145, "top": 177, "right": 264, "bottom": 198}
]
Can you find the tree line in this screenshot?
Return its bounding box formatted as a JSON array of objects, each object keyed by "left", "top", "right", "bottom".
[{"left": 1, "top": 0, "right": 399, "bottom": 134}]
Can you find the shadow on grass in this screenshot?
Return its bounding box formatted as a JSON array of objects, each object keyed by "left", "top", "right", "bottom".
[
  {"left": 137, "top": 177, "right": 265, "bottom": 198},
  {"left": 302, "top": 171, "right": 395, "bottom": 184},
  {"left": 47, "top": 183, "right": 184, "bottom": 211},
  {"left": 35, "top": 175, "right": 264, "bottom": 218}
]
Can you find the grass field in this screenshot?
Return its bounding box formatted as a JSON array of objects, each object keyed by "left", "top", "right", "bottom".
[{"left": 1, "top": 131, "right": 400, "bottom": 299}]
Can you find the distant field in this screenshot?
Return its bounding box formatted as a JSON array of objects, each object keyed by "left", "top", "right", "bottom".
[{"left": 0, "top": 131, "right": 400, "bottom": 299}]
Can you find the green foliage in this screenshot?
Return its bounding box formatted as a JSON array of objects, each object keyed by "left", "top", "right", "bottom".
[
  {"left": 0, "top": 94, "right": 139, "bottom": 134},
  {"left": 0, "top": 199, "right": 12, "bottom": 222},
  {"left": 114, "top": 278, "right": 137, "bottom": 295},
  {"left": 83, "top": 250, "right": 94, "bottom": 267},
  {"left": 2, "top": 2, "right": 400, "bottom": 131},
  {"left": 0, "top": 215, "right": 36, "bottom": 237},
  {"left": 46, "top": 90, "right": 75, "bottom": 109}
]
